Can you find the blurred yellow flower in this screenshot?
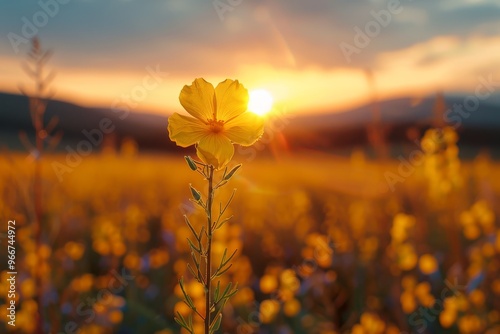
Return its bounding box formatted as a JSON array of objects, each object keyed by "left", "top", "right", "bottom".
[
  {"left": 168, "top": 78, "right": 264, "bottom": 169},
  {"left": 260, "top": 274, "right": 278, "bottom": 294},
  {"left": 469, "top": 289, "right": 485, "bottom": 307},
  {"left": 109, "top": 310, "right": 123, "bottom": 324},
  {"left": 400, "top": 290, "right": 416, "bottom": 314},
  {"left": 440, "top": 309, "right": 456, "bottom": 328},
  {"left": 398, "top": 244, "right": 418, "bottom": 270},
  {"left": 259, "top": 299, "right": 280, "bottom": 324},
  {"left": 419, "top": 254, "right": 438, "bottom": 275},
  {"left": 21, "top": 279, "right": 36, "bottom": 298},
  {"left": 283, "top": 298, "right": 301, "bottom": 317},
  {"left": 64, "top": 241, "right": 85, "bottom": 260}
]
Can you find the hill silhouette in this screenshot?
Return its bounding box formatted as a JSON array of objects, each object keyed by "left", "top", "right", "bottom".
[{"left": 1, "top": 92, "right": 499, "bottom": 155}]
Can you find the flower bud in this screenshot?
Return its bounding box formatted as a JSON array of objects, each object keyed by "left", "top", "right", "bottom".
[
  {"left": 185, "top": 156, "right": 197, "bottom": 171},
  {"left": 189, "top": 184, "right": 202, "bottom": 201}
]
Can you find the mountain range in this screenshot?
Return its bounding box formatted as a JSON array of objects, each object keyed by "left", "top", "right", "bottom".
[{"left": 1, "top": 92, "right": 499, "bottom": 155}]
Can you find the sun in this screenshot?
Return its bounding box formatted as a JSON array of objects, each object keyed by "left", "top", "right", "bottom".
[{"left": 248, "top": 89, "right": 274, "bottom": 116}]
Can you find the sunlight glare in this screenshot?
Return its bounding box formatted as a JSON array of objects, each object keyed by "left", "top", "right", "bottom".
[{"left": 248, "top": 89, "right": 274, "bottom": 116}]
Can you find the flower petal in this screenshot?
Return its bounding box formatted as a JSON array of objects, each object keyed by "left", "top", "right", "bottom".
[
  {"left": 196, "top": 134, "right": 234, "bottom": 169},
  {"left": 179, "top": 78, "right": 216, "bottom": 121},
  {"left": 224, "top": 112, "right": 264, "bottom": 146},
  {"left": 167, "top": 112, "right": 208, "bottom": 147},
  {"left": 215, "top": 79, "right": 249, "bottom": 122}
]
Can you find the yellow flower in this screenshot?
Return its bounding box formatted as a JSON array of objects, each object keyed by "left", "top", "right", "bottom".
[{"left": 168, "top": 78, "right": 264, "bottom": 169}]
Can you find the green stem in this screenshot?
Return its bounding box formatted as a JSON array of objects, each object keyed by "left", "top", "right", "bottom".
[{"left": 205, "top": 166, "right": 214, "bottom": 334}]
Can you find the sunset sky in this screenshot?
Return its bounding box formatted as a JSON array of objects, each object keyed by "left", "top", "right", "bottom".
[{"left": 1, "top": 0, "right": 500, "bottom": 115}]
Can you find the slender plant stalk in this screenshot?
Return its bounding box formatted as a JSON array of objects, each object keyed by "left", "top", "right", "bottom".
[
  {"left": 34, "top": 103, "right": 43, "bottom": 334},
  {"left": 20, "top": 37, "right": 59, "bottom": 334},
  {"left": 205, "top": 165, "right": 214, "bottom": 334},
  {"left": 30, "top": 41, "right": 46, "bottom": 334},
  {"left": 175, "top": 158, "right": 239, "bottom": 334}
]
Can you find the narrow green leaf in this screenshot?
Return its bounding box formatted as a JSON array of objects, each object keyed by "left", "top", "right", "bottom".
[
  {"left": 214, "top": 215, "right": 233, "bottom": 230},
  {"left": 221, "top": 249, "right": 237, "bottom": 267},
  {"left": 175, "top": 312, "right": 193, "bottom": 333},
  {"left": 186, "top": 263, "right": 198, "bottom": 281},
  {"left": 198, "top": 226, "right": 205, "bottom": 243},
  {"left": 219, "top": 282, "right": 232, "bottom": 302},
  {"left": 174, "top": 314, "right": 186, "bottom": 327},
  {"left": 219, "top": 283, "right": 238, "bottom": 305},
  {"left": 191, "top": 252, "right": 200, "bottom": 269},
  {"left": 184, "top": 215, "right": 200, "bottom": 241},
  {"left": 214, "top": 281, "right": 221, "bottom": 303},
  {"left": 184, "top": 296, "right": 195, "bottom": 310},
  {"left": 214, "top": 264, "right": 233, "bottom": 278},
  {"left": 209, "top": 313, "right": 222, "bottom": 334},
  {"left": 222, "top": 166, "right": 228, "bottom": 179},
  {"left": 223, "top": 164, "right": 242, "bottom": 181},
  {"left": 224, "top": 287, "right": 238, "bottom": 300},
  {"left": 187, "top": 238, "right": 201, "bottom": 253},
  {"left": 179, "top": 278, "right": 196, "bottom": 310},
  {"left": 220, "top": 248, "right": 228, "bottom": 264},
  {"left": 219, "top": 189, "right": 236, "bottom": 217},
  {"left": 216, "top": 180, "right": 228, "bottom": 189}
]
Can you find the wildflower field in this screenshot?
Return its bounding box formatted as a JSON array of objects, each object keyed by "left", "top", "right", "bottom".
[
  {"left": 2, "top": 0, "right": 499, "bottom": 332},
  {"left": 1, "top": 130, "right": 499, "bottom": 333}
]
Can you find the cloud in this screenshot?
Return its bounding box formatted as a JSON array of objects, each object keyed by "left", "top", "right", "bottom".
[
  {"left": 1, "top": 0, "right": 498, "bottom": 71},
  {"left": 440, "top": 0, "right": 500, "bottom": 10},
  {"left": 375, "top": 35, "right": 500, "bottom": 93},
  {"left": 0, "top": 0, "right": 498, "bottom": 113}
]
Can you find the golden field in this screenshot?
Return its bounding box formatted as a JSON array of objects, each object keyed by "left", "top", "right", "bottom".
[{"left": 0, "top": 131, "right": 500, "bottom": 334}]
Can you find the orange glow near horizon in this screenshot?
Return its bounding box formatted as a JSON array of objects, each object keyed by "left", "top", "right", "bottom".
[{"left": 1, "top": 35, "right": 499, "bottom": 116}]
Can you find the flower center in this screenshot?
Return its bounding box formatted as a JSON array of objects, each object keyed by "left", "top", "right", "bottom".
[{"left": 208, "top": 120, "right": 225, "bottom": 134}]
